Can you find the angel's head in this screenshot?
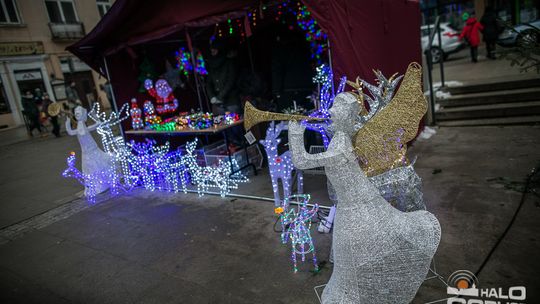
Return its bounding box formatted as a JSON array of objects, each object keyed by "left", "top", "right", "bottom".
[
  {"left": 329, "top": 92, "right": 359, "bottom": 133},
  {"left": 74, "top": 106, "right": 87, "bottom": 122}
]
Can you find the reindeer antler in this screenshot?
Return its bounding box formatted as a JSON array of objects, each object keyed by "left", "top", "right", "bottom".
[{"left": 354, "top": 70, "right": 404, "bottom": 130}]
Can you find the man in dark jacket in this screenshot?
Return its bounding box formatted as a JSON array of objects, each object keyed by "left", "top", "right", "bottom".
[
  {"left": 480, "top": 6, "right": 499, "bottom": 59},
  {"left": 206, "top": 42, "right": 240, "bottom": 114},
  {"left": 21, "top": 91, "right": 42, "bottom": 136}
]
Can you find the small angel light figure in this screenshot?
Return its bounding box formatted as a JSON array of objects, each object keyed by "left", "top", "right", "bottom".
[{"left": 65, "top": 106, "right": 112, "bottom": 196}]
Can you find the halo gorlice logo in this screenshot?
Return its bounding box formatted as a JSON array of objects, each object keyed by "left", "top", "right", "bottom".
[{"left": 446, "top": 270, "right": 527, "bottom": 304}]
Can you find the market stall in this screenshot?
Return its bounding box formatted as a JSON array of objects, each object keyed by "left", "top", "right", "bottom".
[{"left": 67, "top": 0, "right": 422, "bottom": 136}]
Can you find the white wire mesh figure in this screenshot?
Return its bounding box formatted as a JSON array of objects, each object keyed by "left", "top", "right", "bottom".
[
  {"left": 65, "top": 106, "right": 112, "bottom": 196},
  {"left": 260, "top": 121, "right": 304, "bottom": 206},
  {"left": 288, "top": 93, "right": 440, "bottom": 304}
]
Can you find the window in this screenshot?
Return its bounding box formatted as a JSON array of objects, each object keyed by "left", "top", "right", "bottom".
[
  {"left": 45, "top": 0, "right": 78, "bottom": 24},
  {"left": 0, "top": 0, "right": 21, "bottom": 24},
  {"left": 96, "top": 0, "right": 111, "bottom": 18}
]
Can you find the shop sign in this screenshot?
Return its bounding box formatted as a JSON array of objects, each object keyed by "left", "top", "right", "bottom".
[
  {"left": 0, "top": 42, "right": 45, "bottom": 57},
  {"left": 14, "top": 70, "right": 43, "bottom": 81}
]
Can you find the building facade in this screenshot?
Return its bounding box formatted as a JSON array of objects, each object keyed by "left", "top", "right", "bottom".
[{"left": 0, "top": 0, "right": 114, "bottom": 129}]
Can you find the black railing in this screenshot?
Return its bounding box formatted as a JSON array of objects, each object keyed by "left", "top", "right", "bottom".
[{"left": 425, "top": 16, "right": 446, "bottom": 125}]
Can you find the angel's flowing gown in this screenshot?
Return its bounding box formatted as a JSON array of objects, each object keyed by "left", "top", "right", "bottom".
[
  {"left": 290, "top": 130, "right": 440, "bottom": 304},
  {"left": 76, "top": 124, "right": 111, "bottom": 195}
]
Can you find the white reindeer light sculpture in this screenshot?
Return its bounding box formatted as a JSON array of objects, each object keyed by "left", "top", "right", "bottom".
[{"left": 260, "top": 121, "right": 304, "bottom": 206}]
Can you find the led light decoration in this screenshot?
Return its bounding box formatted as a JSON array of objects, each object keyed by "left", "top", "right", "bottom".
[
  {"left": 62, "top": 106, "right": 248, "bottom": 203},
  {"left": 186, "top": 112, "right": 213, "bottom": 130},
  {"left": 195, "top": 52, "right": 208, "bottom": 76},
  {"left": 130, "top": 98, "right": 144, "bottom": 130},
  {"left": 143, "top": 100, "right": 162, "bottom": 126},
  {"left": 260, "top": 121, "right": 303, "bottom": 206},
  {"left": 149, "top": 121, "right": 177, "bottom": 132},
  {"left": 144, "top": 79, "right": 179, "bottom": 114},
  {"left": 304, "top": 64, "right": 347, "bottom": 148},
  {"left": 295, "top": 3, "right": 327, "bottom": 64},
  {"left": 65, "top": 105, "right": 113, "bottom": 196},
  {"left": 175, "top": 47, "right": 193, "bottom": 76},
  {"left": 64, "top": 103, "right": 189, "bottom": 201},
  {"left": 279, "top": 194, "right": 319, "bottom": 273},
  {"left": 62, "top": 152, "right": 115, "bottom": 203},
  {"left": 128, "top": 139, "right": 188, "bottom": 193},
  {"left": 183, "top": 138, "right": 248, "bottom": 197},
  {"left": 88, "top": 102, "right": 138, "bottom": 193},
  {"left": 223, "top": 112, "right": 239, "bottom": 125}
]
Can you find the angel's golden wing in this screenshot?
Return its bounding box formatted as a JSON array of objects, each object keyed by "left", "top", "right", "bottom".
[{"left": 353, "top": 62, "right": 427, "bottom": 177}]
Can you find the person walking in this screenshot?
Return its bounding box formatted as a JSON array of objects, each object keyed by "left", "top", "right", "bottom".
[
  {"left": 480, "top": 6, "right": 499, "bottom": 59},
  {"left": 21, "top": 91, "right": 43, "bottom": 136},
  {"left": 206, "top": 41, "right": 240, "bottom": 115},
  {"left": 41, "top": 93, "right": 61, "bottom": 137},
  {"left": 459, "top": 12, "right": 484, "bottom": 63}
]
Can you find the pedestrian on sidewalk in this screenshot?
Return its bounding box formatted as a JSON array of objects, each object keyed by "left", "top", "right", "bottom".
[
  {"left": 21, "top": 91, "right": 43, "bottom": 137},
  {"left": 480, "top": 6, "right": 500, "bottom": 59},
  {"left": 459, "top": 12, "right": 484, "bottom": 63},
  {"left": 41, "top": 93, "right": 61, "bottom": 137}
]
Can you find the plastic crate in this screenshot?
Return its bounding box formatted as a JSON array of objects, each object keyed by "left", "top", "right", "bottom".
[
  {"left": 204, "top": 144, "right": 263, "bottom": 170},
  {"left": 205, "top": 149, "right": 245, "bottom": 168},
  {"left": 247, "top": 144, "right": 263, "bottom": 169}
]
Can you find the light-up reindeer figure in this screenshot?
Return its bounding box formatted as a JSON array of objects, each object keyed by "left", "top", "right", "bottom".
[
  {"left": 88, "top": 102, "right": 137, "bottom": 192},
  {"left": 160, "top": 149, "right": 188, "bottom": 193},
  {"left": 129, "top": 139, "right": 164, "bottom": 191},
  {"left": 62, "top": 152, "right": 113, "bottom": 203},
  {"left": 183, "top": 138, "right": 247, "bottom": 197},
  {"left": 279, "top": 194, "right": 319, "bottom": 273},
  {"left": 260, "top": 121, "right": 304, "bottom": 207}
]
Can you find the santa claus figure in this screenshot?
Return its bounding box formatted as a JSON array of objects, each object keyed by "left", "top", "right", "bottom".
[{"left": 144, "top": 79, "right": 179, "bottom": 114}]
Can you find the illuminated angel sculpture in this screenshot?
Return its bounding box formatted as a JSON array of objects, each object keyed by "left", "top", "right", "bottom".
[
  {"left": 66, "top": 105, "right": 113, "bottom": 196},
  {"left": 288, "top": 63, "right": 440, "bottom": 303}
]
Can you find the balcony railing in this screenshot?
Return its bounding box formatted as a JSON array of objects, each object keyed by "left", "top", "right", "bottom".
[{"left": 48, "top": 22, "right": 85, "bottom": 40}]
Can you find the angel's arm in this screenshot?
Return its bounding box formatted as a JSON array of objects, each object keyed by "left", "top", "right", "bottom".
[
  {"left": 65, "top": 118, "right": 77, "bottom": 136},
  {"left": 87, "top": 121, "right": 100, "bottom": 131},
  {"left": 288, "top": 121, "right": 346, "bottom": 170}
]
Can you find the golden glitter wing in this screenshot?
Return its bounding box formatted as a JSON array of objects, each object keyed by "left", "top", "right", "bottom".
[{"left": 353, "top": 62, "right": 427, "bottom": 177}]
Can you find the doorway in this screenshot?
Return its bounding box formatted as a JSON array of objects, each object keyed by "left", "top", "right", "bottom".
[{"left": 64, "top": 71, "right": 97, "bottom": 109}]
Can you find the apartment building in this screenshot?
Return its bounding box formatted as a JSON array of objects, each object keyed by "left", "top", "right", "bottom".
[{"left": 0, "top": 0, "right": 114, "bottom": 128}]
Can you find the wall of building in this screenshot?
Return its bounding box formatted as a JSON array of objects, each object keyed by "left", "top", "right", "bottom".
[{"left": 0, "top": 0, "right": 114, "bottom": 129}]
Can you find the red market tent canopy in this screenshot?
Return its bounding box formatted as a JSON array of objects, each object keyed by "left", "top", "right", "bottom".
[{"left": 68, "top": 0, "right": 421, "bottom": 114}]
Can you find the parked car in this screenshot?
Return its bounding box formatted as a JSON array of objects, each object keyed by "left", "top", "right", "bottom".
[
  {"left": 497, "top": 19, "right": 540, "bottom": 46},
  {"left": 421, "top": 23, "right": 465, "bottom": 63}
]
